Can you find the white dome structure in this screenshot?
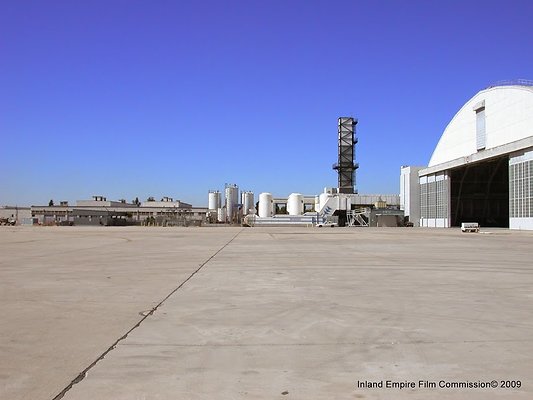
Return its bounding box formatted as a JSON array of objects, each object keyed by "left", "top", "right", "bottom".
[
  {"left": 402, "top": 80, "right": 533, "bottom": 230},
  {"left": 429, "top": 83, "right": 533, "bottom": 167}
]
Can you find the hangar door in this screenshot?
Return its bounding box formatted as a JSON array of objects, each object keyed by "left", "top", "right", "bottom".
[{"left": 449, "top": 156, "right": 509, "bottom": 227}]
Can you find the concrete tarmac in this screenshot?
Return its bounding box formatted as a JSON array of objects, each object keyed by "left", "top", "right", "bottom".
[{"left": 1, "top": 226, "right": 532, "bottom": 399}]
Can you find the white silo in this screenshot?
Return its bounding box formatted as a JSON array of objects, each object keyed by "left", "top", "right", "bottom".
[
  {"left": 258, "top": 193, "right": 273, "bottom": 218},
  {"left": 287, "top": 193, "right": 304, "bottom": 216},
  {"left": 225, "top": 184, "right": 239, "bottom": 221},
  {"left": 208, "top": 190, "right": 221, "bottom": 210},
  {"left": 241, "top": 191, "right": 255, "bottom": 215},
  {"left": 232, "top": 185, "right": 239, "bottom": 206},
  {"left": 240, "top": 191, "right": 246, "bottom": 208}
]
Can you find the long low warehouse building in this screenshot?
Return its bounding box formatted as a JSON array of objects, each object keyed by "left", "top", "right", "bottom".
[{"left": 31, "top": 196, "right": 208, "bottom": 226}]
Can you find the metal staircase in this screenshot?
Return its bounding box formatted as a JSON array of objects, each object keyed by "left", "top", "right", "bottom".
[{"left": 347, "top": 208, "right": 369, "bottom": 227}]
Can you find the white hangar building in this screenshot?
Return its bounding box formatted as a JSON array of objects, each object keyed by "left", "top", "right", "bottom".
[{"left": 401, "top": 80, "right": 533, "bottom": 230}]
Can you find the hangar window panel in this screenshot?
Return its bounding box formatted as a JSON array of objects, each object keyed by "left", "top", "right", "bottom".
[
  {"left": 529, "top": 160, "right": 533, "bottom": 217},
  {"left": 436, "top": 179, "right": 449, "bottom": 219},
  {"left": 436, "top": 180, "right": 441, "bottom": 218},
  {"left": 476, "top": 108, "right": 486, "bottom": 151},
  {"left": 521, "top": 163, "right": 525, "bottom": 217},
  {"left": 510, "top": 160, "right": 533, "bottom": 218},
  {"left": 432, "top": 183, "right": 436, "bottom": 218},
  {"left": 515, "top": 163, "right": 520, "bottom": 218},
  {"left": 516, "top": 163, "right": 524, "bottom": 218},
  {"left": 525, "top": 180, "right": 528, "bottom": 217},
  {"left": 434, "top": 181, "right": 439, "bottom": 218},
  {"left": 426, "top": 183, "right": 429, "bottom": 218},
  {"left": 438, "top": 181, "right": 447, "bottom": 218},
  {"left": 427, "top": 181, "right": 437, "bottom": 218},
  {"left": 420, "top": 177, "right": 449, "bottom": 220},
  {"left": 514, "top": 164, "right": 518, "bottom": 218},
  {"left": 516, "top": 173, "right": 524, "bottom": 218},
  {"left": 530, "top": 162, "right": 533, "bottom": 189},
  {"left": 420, "top": 183, "right": 428, "bottom": 219},
  {"left": 513, "top": 164, "right": 518, "bottom": 218}
]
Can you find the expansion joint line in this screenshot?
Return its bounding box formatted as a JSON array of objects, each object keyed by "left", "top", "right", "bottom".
[{"left": 52, "top": 228, "right": 244, "bottom": 400}]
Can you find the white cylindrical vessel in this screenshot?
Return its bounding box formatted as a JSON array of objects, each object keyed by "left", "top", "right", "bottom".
[
  {"left": 258, "top": 193, "right": 273, "bottom": 218},
  {"left": 217, "top": 207, "right": 225, "bottom": 222},
  {"left": 241, "top": 191, "right": 255, "bottom": 215},
  {"left": 208, "top": 191, "right": 221, "bottom": 210},
  {"left": 287, "top": 193, "right": 304, "bottom": 216},
  {"left": 225, "top": 184, "right": 238, "bottom": 220},
  {"left": 232, "top": 186, "right": 239, "bottom": 207}
]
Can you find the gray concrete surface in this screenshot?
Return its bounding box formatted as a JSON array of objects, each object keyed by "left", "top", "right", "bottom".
[{"left": 1, "top": 226, "right": 532, "bottom": 399}]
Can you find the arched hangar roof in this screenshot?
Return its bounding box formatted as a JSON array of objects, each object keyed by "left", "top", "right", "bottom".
[{"left": 428, "top": 81, "right": 533, "bottom": 167}]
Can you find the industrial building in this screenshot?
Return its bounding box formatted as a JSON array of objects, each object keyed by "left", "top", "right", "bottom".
[
  {"left": 206, "top": 184, "right": 249, "bottom": 224},
  {"left": 252, "top": 191, "right": 401, "bottom": 227},
  {"left": 401, "top": 80, "right": 533, "bottom": 230},
  {"left": 31, "top": 196, "right": 208, "bottom": 226},
  {"left": 21, "top": 115, "right": 403, "bottom": 229},
  {"left": 246, "top": 117, "right": 402, "bottom": 227},
  {"left": 0, "top": 206, "right": 32, "bottom": 225}
]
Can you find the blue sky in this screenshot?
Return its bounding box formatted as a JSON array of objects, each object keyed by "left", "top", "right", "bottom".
[{"left": 1, "top": 0, "right": 532, "bottom": 206}]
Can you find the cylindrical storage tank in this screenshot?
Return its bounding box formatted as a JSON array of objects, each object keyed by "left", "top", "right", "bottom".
[
  {"left": 225, "top": 184, "right": 238, "bottom": 220},
  {"left": 242, "top": 191, "right": 255, "bottom": 215},
  {"left": 287, "top": 193, "right": 304, "bottom": 216},
  {"left": 232, "top": 186, "right": 239, "bottom": 208},
  {"left": 217, "top": 207, "right": 225, "bottom": 222},
  {"left": 208, "top": 191, "right": 221, "bottom": 210},
  {"left": 240, "top": 191, "right": 247, "bottom": 210},
  {"left": 258, "top": 193, "right": 273, "bottom": 218}
]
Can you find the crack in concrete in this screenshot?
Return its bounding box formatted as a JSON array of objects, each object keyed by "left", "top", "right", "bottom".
[{"left": 51, "top": 229, "right": 243, "bottom": 400}]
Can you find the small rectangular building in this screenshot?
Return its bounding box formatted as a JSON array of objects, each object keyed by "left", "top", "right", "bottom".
[{"left": 400, "top": 166, "right": 423, "bottom": 226}]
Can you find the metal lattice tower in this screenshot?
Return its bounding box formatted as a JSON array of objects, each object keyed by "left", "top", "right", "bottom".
[{"left": 333, "top": 117, "right": 358, "bottom": 194}]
